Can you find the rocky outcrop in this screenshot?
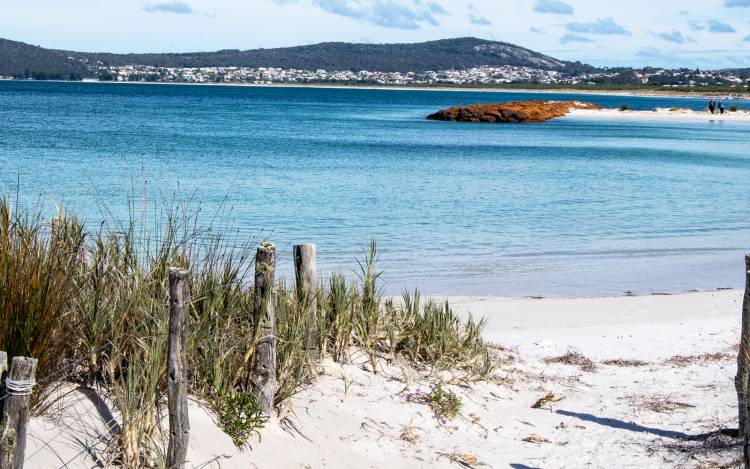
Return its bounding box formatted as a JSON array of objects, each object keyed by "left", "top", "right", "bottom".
[{"left": 426, "top": 100, "right": 601, "bottom": 123}]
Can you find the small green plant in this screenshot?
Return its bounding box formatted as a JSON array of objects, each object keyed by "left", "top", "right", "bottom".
[
  {"left": 354, "top": 240, "right": 383, "bottom": 373},
  {"left": 619, "top": 104, "right": 629, "bottom": 112},
  {"left": 730, "top": 104, "right": 739, "bottom": 112},
  {"left": 406, "top": 384, "right": 462, "bottom": 425},
  {"left": 215, "top": 392, "right": 268, "bottom": 447}
]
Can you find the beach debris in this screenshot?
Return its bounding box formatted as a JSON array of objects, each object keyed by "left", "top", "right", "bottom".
[
  {"left": 441, "top": 452, "right": 482, "bottom": 468},
  {"left": 602, "top": 358, "right": 649, "bottom": 367},
  {"left": 664, "top": 352, "right": 730, "bottom": 367},
  {"left": 399, "top": 425, "right": 420, "bottom": 444},
  {"left": 625, "top": 394, "right": 695, "bottom": 414},
  {"left": 531, "top": 392, "right": 565, "bottom": 409},
  {"left": 522, "top": 434, "right": 552, "bottom": 444},
  {"left": 658, "top": 428, "right": 739, "bottom": 467},
  {"left": 544, "top": 347, "right": 598, "bottom": 372}
]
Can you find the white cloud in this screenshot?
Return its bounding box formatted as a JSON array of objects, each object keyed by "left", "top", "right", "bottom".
[
  {"left": 144, "top": 1, "right": 193, "bottom": 14},
  {"left": 533, "top": 0, "right": 574, "bottom": 15},
  {"left": 655, "top": 31, "right": 685, "bottom": 44},
  {"left": 565, "top": 17, "right": 630, "bottom": 35}
]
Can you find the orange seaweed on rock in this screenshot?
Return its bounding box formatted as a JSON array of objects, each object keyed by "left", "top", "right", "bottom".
[{"left": 426, "top": 100, "right": 601, "bottom": 123}]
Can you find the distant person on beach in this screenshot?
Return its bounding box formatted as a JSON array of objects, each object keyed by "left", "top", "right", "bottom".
[
  {"left": 719, "top": 100, "right": 726, "bottom": 115},
  {"left": 709, "top": 100, "right": 716, "bottom": 114}
]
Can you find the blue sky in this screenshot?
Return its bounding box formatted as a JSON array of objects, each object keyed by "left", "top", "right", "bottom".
[{"left": 3, "top": 0, "right": 750, "bottom": 68}]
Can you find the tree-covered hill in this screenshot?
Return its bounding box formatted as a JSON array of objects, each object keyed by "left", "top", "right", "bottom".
[
  {"left": 0, "top": 38, "right": 90, "bottom": 79},
  {"left": 0, "top": 37, "right": 595, "bottom": 79}
]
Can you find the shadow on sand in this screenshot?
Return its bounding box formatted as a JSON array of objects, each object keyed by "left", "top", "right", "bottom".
[{"left": 556, "top": 409, "right": 737, "bottom": 441}]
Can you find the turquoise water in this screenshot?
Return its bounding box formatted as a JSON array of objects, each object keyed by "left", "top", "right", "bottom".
[{"left": 1, "top": 80, "right": 749, "bottom": 296}]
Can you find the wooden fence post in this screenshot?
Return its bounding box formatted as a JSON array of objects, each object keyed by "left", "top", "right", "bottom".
[
  {"left": 0, "top": 356, "right": 37, "bottom": 469},
  {"left": 738, "top": 253, "right": 750, "bottom": 468},
  {"left": 738, "top": 255, "right": 750, "bottom": 434},
  {"left": 253, "top": 242, "right": 277, "bottom": 415},
  {"left": 294, "top": 244, "right": 318, "bottom": 357},
  {"left": 167, "top": 268, "right": 190, "bottom": 469}
]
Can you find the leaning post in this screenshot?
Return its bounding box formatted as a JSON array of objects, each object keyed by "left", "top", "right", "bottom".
[
  {"left": 166, "top": 268, "right": 190, "bottom": 469},
  {"left": 293, "top": 244, "right": 318, "bottom": 358},
  {"left": 252, "top": 242, "right": 277, "bottom": 415},
  {"left": 738, "top": 254, "right": 750, "bottom": 468},
  {"left": 738, "top": 255, "right": 750, "bottom": 435},
  {"left": 0, "top": 356, "right": 37, "bottom": 469}
]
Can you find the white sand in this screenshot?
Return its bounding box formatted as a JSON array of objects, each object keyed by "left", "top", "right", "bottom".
[
  {"left": 25, "top": 290, "right": 743, "bottom": 468},
  {"left": 568, "top": 107, "right": 750, "bottom": 122}
]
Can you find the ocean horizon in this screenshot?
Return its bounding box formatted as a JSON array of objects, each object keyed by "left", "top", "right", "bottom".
[{"left": 2, "top": 80, "right": 749, "bottom": 297}]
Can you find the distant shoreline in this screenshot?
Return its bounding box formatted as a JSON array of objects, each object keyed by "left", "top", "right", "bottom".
[
  {"left": 8, "top": 78, "right": 746, "bottom": 101},
  {"left": 567, "top": 107, "right": 750, "bottom": 122}
]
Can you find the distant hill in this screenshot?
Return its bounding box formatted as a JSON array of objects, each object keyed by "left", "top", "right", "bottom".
[
  {"left": 0, "top": 38, "right": 90, "bottom": 79},
  {"left": 0, "top": 37, "right": 595, "bottom": 79}
]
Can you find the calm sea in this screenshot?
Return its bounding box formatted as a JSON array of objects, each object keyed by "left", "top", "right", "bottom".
[{"left": 1, "top": 80, "right": 749, "bottom": 296}]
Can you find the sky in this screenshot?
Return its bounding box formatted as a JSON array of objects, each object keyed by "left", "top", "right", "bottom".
[{"left": 3, "top": 0, "right": 750, "bottom": 68}]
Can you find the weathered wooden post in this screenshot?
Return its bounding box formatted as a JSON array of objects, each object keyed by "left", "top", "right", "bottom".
[
  {"left": 737, "top": 254, "right": 750, "bottom": 468},
  {"left": 293, "top": 244, "right": 318, "bottom": 357},
  {"left": 167, "top": 268, "right": 190, "bottom": 469},
  {"left": 738, "top": 255, "right": 750, "bottom": 433},
  {"left": 252, "top": 242, "right": 277, "bottom": 415},
  {"left": 0, "top": 356, "right": 37, "bottom": 469}
]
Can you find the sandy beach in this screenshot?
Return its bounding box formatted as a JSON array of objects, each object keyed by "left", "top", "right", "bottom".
[
  {"left": 25, "top": 289, "right": 742, "bottom": 468},
  {"left": 568, "top": 107, "right": 750, "bottom": 122}
]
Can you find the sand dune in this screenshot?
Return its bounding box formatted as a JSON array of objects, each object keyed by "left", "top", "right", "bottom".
[{"left": 26, "top": 290, "right": 742, "bottom": 468}]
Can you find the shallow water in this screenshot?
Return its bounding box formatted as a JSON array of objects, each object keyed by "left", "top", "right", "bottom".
[{"left": 1, "top": 81, "right": 749, "bottom": 296}]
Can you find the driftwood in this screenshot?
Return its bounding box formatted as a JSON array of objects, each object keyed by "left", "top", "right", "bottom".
[
  {"left": 294, "top": 244, "right": 318, "bottom": 357},
  {"left": 253, "top": 242, "right": 277, "bottom": 415},
  {"left": 167, "top": 268, "right": 190, "bottom": 469}
]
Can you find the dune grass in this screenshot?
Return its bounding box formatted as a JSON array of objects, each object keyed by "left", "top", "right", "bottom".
[{"left": 0, "top": 194, "right": 493, "bottom": 464}]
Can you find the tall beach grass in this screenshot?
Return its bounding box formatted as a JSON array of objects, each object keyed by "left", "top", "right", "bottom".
[{"left": 0, "top": 194, "right": 493, "bottom": 466}]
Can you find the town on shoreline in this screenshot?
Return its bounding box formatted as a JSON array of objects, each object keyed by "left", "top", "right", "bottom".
[{"left": 84, "top": 63, "right": 749, "bottom": 96}]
